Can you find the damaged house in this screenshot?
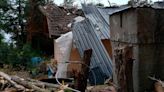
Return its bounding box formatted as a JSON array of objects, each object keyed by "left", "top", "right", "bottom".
[
  {"left": 39, "top": 3, "right": 80, "bottom": 38},
  {"left": 110, "top": 6, "right": 164, "bottom": 92},
  {"left": 26, "top": 1, "right": 164, "bottom": 91},
  {"left": 72, "top": 4, "right": 129, "bottom": 84},
  {"left": 27, "top": 1, "right": 83, "bottom": 55},
  {"left": 39, "top": 3, "right": 84, "bottom": 78}
]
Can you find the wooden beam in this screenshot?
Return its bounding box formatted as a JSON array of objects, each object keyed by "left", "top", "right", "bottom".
[{"left": 74, "top": 49, "right": 92, "bottom": 92}]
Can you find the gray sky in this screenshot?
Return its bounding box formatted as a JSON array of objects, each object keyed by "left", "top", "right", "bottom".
[{"left": 54, "top": 0, "right": 160, "bottom": 6}]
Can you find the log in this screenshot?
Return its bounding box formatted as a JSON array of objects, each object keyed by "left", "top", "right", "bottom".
[
  {"left": 0, "top": 72, "right": 24, "bottom": 90},
  {"left": 11, "top": 76, "right": 50, "bottom": 92}
]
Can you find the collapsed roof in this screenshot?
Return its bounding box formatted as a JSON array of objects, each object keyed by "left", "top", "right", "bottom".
[
  {"left": 72, "top": 4, "right": 129, "bottom": 84},
  {"left": 39, "top": 3, "right": 79, "bottom": 38}
]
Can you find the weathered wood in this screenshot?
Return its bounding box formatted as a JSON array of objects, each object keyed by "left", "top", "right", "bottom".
[
  {"left": 74, "top": 49, "right": 92, "bottom": 92},
  {"left": 124, "top": 46, "right": 134, "bottom": 92},
  {"left": 11, "top": 76, "right": 50, "bottom": 92},
  {"left": 114, "top": 46, "right": 134, "bottom": 92},
  {"left": 155, "top": 82, "right": 164, "bottom": 92},
  {"left": 0, "top": 72, "right": 24, "bottom": 90}
]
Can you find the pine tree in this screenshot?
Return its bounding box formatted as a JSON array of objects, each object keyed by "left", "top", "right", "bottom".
[{"left": 0, "top": 0, "right": 27, "bottom": 47}]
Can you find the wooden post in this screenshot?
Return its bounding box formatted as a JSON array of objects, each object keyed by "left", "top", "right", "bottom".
[{"left": 74, "top": 49, "right": 92, "bottom": 92}]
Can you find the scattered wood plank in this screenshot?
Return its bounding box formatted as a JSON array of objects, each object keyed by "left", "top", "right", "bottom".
[{"left": 74, "top": 49, "right": 92, "bottom": 92}]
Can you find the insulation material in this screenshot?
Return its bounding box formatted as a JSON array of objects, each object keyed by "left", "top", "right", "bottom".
[{"left": 54, "top": 32, "right": 73, "bottom": 78}]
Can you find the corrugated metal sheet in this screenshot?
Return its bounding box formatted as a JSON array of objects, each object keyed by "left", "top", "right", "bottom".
[
  {"left": 81, "top": 4, "right": 110, "bottom": 39},
  {"left": 72, "top": 19, "right": 113, "bottom": 84},
  {"left": 72, "top": 4, "right": 130, "bottom": 84},
  {"left": 81, "top": 4, "right": 130, "bottom": 39},
  {"left": 97, "top": 7, "right": 128, "bottom": 24},
  {"left": 82, "top": 4, "right": 127, "bottom": 39}
]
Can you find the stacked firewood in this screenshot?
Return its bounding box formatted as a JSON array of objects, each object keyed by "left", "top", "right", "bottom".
[{"left": 0, "top": 71, "right": 61, "bottom": 92}]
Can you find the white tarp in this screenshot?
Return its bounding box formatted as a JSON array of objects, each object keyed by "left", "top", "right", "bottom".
[
  {"left": 74, "top": 16, "right": 85, "bottom": 23},
  {"left": 54, "top": 32, "right": 73, "bottom": 78}
]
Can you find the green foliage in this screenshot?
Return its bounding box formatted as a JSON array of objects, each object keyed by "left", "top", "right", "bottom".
[
  {"left": 0, "top": 0, "right": 48, "bottom": 70},
  {"left": 64, "top": 89, "right": 73, "bottom": 92},
  {"left": 0, "top": 42, "right": 42, "bottom": 70},
  {"left": 0, "top": 34, "right": 4, "bottom": 44},
  {"left": 0, "top": 0, "right": 47, "bottom": 48},
  {"left": 0, "top": 43, "right": 10, "bottom": 64},
  {"left": 0, "top": 0, "right": 27, "bottom": 48}
]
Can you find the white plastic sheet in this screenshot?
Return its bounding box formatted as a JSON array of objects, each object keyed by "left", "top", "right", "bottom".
[{"left": 54, "top": 32, "right": 73, "bottom": 78}]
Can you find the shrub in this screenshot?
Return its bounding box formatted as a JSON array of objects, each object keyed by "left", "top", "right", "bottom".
[{"left": 0, "top": 42, "right": 42, "bottom": 70}]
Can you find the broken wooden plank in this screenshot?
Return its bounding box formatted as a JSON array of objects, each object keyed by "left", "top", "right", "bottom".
[{"left": 74, "top": 49, "right": 92, "bottom": 92}]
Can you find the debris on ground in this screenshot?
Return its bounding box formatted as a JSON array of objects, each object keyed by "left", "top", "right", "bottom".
[
  {"left": 0, "top": 71, "right": 60, "bottom": 92},
  {"left": 87, "top": 85, "right": 117, "bottom": 92}
]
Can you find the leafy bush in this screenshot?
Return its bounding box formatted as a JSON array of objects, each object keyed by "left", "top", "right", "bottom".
[
  {"left": 0, "top": 42, "right": 42, "bottom": 70},
  {"left": 0, "top": 34, "right": 3, "bottom": 44}
]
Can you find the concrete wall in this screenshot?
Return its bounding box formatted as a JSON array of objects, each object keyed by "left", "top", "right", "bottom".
[
  {"left": 110, "top": 8, "right": 139, "bottom": 92},
  {"left": 137, "top": 8, "right": 164, "bottom": 91},
  {"left": 137, "top": 8, "right": 156, "bottom": 91},
  {"left": 110, "top": 8, "right": 138, "bottom": 43},
  {"left": 110, "top": 8, "right": 164, "bottom": 92}
]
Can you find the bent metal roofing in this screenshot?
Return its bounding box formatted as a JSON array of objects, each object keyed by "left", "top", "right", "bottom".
[
  {"left": 72, "top": 4, "right": 129, "bottom": 84},
  {"left": 72, "top": 18, "right": 113, "bottom": 84}
]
